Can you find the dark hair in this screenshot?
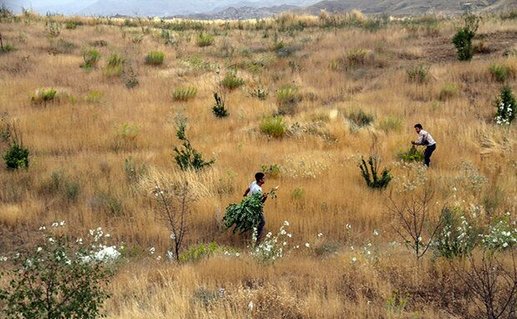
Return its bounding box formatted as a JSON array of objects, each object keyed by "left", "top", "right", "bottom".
[
  {"left": 255, "top": 172, "right": 265, "bottom": 182},
  {"left": 414, "top": 123, "right": 423, "bottom": 129}
]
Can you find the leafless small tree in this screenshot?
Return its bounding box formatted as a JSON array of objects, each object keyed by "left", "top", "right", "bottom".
[
  {"left": 387, "top": 187, "right": 443, "bottom": 260},
  {"left": 152, "top": 180, "right": 195, "bottom": 262},
  {"left": 454, "top": 251, "right": 516, "bottom": 319}
]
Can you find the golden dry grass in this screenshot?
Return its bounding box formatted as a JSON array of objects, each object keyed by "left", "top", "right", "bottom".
[{"left": 0, "top": 11, "right": 516, "bottom": 318}]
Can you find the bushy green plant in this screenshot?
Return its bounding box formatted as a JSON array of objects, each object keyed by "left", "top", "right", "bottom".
[
  {"left": 221, "top": 71, "right": 245, "bottom": 90},
  {"left": 359, "top": 156, "right": 392, "bottom": 189},
  {"left": 3, "top": 143, "right": 29, "bottom": 169},
  {"left": 494, "top": 86, "right": 516, "bottom": 125},
  {"left": 260, "top": 116, "right": 287, "bottom": 138},
  {"left": 452, "top": 13, "right": 480, "bottom": 61},
  {"left": 212, "top": 93, "right": 229, "bottom": 118},
  {"left": 179, "top": 242, "right": 220, "bottom": 263},
  {"left": 197, "top": 32, "right": 214, "bottom": 47},
  {"left": 346, "top": 48, "right": 371, "bottom": 68},
  {"left": 223, "top": 192, "right": 264, "bottom": 233},
  {"left": 406, "top": 64, "right": 430, "bottom": 84},
  {"left": 104, "top": 53, "right": 125, "bottom": 77},
  {"left": 31, "top": 88, "right": 58, "bottom": 105},
  {"left": 0, "top": 225, "right": 116, "bottom": 319},
  {"left": 433, "top": 207, "right": 479, "bottom": 259},
  {"left": 398, "top": 146, "right": 424, "bottom": 162},
  {"left": 489, "top": 63, "right": 515, "bottom": 83},
  {"left": 65, "top": 20, "right": 78, "bottom": 29},
  {"left": 145, "top": 51, "right": 165, "bottom": 65},
  {"left": 347, "top": 109, "right": 374, "bottom": 127},
  {"left": 81, "top": 48, "right": 100, "bottom": 69},
  {"left": 173, "top": 118, "right": 214, "bottom": 171},
  {"left": 172, "top": 86, "right": 198, "bottom": 101}
]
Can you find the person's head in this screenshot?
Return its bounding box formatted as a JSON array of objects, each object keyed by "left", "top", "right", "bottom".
[
  {"left": 255, "top": 172, "right": 265, "bottom": 185},
  {"left": 414, "top": 123, "right": 423, "bottom": 133}
]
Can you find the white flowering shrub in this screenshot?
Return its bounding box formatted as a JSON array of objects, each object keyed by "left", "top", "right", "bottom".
[
  {"left": 251, "top": 221, "right": 292, "bottom": 263},
  {"left": 0, "top": 223, "right": 118, "bottom": 319},
  {"left": 481, "top": 215, "right": 517, "bottom": 250},
  {"left": 494, "top": 86, "right": 515, "bottom": 125},
  {"left": 433, "top": 207, "right": 479, "bottom": 259}
]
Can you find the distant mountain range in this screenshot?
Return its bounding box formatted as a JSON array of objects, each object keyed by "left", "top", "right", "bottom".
[{"left": 2, "top": 0, "right": 516, "bottom": 18}]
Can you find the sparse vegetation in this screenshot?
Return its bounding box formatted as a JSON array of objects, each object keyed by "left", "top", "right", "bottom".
[
  {"left": 81, "top": 48, "right": 100, "bottom": 69},
  {"left": 260, "top": 116, "right": 287, "bottom": 138},
  {"left": 104, "top": 53, "right": 125, "bottom": 77},
  {"left": 347, "top": 109, "right": 374, "bottom": 127},
  {"left": 406, "top": 64, "right": 430, "bottom": 84},
  {"left": 196, "top": 32, "right": 214, "bottom": 47},
  {"left": 172, "top": 86, "right": 198, "bottom": 101},
  {"left": 220, "top": 70, "right": 245, "bottom": 90},
  {"left": 145, "top": 50, "right": 165, "bottom": 65},
  {"left": 489, "top": 63, "right": 515, "bottom": 83}
]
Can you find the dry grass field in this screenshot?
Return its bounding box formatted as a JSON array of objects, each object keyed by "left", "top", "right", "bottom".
[{"left": 0, "top": 10, "right": 516, "bottom": 319}]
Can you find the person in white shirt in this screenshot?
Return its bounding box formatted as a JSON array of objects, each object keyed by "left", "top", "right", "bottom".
[
  {"left": 412, "top": 123, "right": 436, "bottom": 167},
  {"left": 243, "top": 172, "right": 268, "bottom": 239}
]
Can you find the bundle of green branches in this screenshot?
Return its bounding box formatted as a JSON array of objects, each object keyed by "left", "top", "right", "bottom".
[{"left": 223, "top": 192, "right": 263, "bottom": 233}]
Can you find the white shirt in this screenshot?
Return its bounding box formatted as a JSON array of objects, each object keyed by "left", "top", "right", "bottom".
[
  {"left": 248, "top": 181, "right": 262, "bottom": 196},
  {"left": 416, "top": 130, "right": 436, "bottom": 146}
]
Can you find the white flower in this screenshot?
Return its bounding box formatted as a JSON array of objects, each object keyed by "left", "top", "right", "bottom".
[
  {"left": 149, "top": 247, "right": 155, "bottom": 255},
  {"left": 283, "top": 221, "right": 289, "bottom": 226},
  {"left": 346, "top": 224, "right": 352, "bottom": 230},
  {"left": 373, "top": 230, "right": 379, "bottom": 236},
  {"left": 51, "top": 222, "right": 59, "bottom": 227},
  {"left": 352, "top": 257, "right": 357, "bottom": 263},
  {"left": 59, "top": 221, "right": 65, "bottom": 226},
  {"left": 305, "top": 243, "right": 310, "bottom": 248},
  {"left": 287, "top": 233, "right": 292, "bottom": 238},
  {"left": 248, "top": 301, "right": 254, "bottom": 311},
  {"left": 317, "top": 233, "right": 323, "bottom": 238},
  {"left": 37, "top": 247, "right": 42, "bottom": 252},
  {"left": 235, "top": 253, "right": 240, "bottom": 257},
  {"left": 502, "top": 242, "right": 509, "bottom": 248},
  {"left": 39, "top": 226, "right": 46, "bottom": 231}
]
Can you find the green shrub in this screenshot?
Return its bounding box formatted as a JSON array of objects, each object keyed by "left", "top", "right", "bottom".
[
  {"left": 145, "top": 51, "right": 165, "bottom": 66},
  {"left": 347, "top": 109, "right": 374, "bottom": 127},
  {"left": 113, "top": 122, "right": 139, "bottom": 150},
  {"left": 179, "top": 242, "right": 220, "bottom": 263},
  {"left": 81, "top": 48, "right": 100, "bottom": 69},
  {"left": 276, "top": 84, "right": 300, "bottom": 115},
  {"left": 260, "top": 116, "right": 287, "bottom": 138},
  {"left": 172, "top": 86, "right": 198, "bottom": 101},
  {"left": 0, "top": 228, "right": 115, "bottom": 319},
  {"left": 31, "top": 88, "right": 58, "bottom": 105},
  {"left": 104, "top": 53, "right": 125, "bottom": 77},
  {"left": 406, "top": 64, "right": 430, "bottom": 84},
  {"left": 397, "top": 146, "right": 424, "bottom": 163},
  {"left": 221, "top": 71, "right": 245, "bottom": 90},
  {"left": 45, "top": 19, "right": 61, "bottom": 38},
  {"left": 494, "top": 86, "right": 516, "bottom": 125},
  {"left": 452, "top": 13, "right": 480, "bottom": 61},
  {"left": 173, "top": 118, "right": 214, "bottom": 171},
  {"left": 65, "top": 20, "right": 78, "bottom": 29},
  {"left": 358, "top": 156, "right": 392, "bottom": 189},
  {"left": 438, "top": 83, "right": 459, "bottom": 101},
  {"left": 489, "top": 63, "right": 515, "bottom": 83},
  {"left": 433, "top": 207, "right": 479, "bottom": 259},
  {"left": 3, "top": 143, "right": 29, "bottom": 169},
  {"left": 223, "top": 192, "right": 264, "bottom": 233},
  {"left": 346, "top": 48, "right": 371, "bottom": 68},
  {"left": 197, "top": 32, "right": 214, "bottom": 47},
  {"left": 481, "top": 215, "right": 517, "bottom": 250},
  {"left": 378, "top": 116, "right": 402, "bottom": 133},
  {"left": 212, "top": 93, "right": 229, "bottom": 118}
]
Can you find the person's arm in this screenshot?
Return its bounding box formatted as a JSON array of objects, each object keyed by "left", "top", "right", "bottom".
[
  {"left": 412, "top": 133, "right": 424, "bottom": 145},
  {"left": 261, "top": 193, "right": 268, "bottom": 203},
  {"left": 243, "top": 187, "right": 250, "bottom": 197}
]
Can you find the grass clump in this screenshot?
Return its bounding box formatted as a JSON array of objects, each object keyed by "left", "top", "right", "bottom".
[
  {"left": 260, "top": 116, "right": 287, "bottom": 138},
  {"left": 345, "top": 48, "right": 373, "bottom": 68},
  {"left": 48, "top": 38, "right": 76, "bottom": 55},
  {"left": 197, "top": 32, "right": 215, "bottom": 47},
  {"left": 85, "top": 90, "right": 103, "bottom": 104},
  {"left": 438, "top": 83, "right": 459, "bottom": 101},
  {"left": 81, "top": 48, "right": 100, "bottom": 69},
  {"left": 489, "top": 63, "right": 515, "bottom": 83},
  {"left": 179, "top": 242, "right": 220, "bottom": 263},
  {"left": 276, "top": 84, "right": 300, "bottom": 115},
  {"left": 378, "top": 116, "right": 402, "bottom": 133},
  {"left": 221, "top": 71, "right": 245, "bottom": 90},
  {"left": 31, "top": 88, "right": 58, "bottom": 105},
  {"left": 406, "top": 64, "right": 430, "bottom": 84},
  {"left": 347, "top": 109, "right": 374, "bottom": 127},
  {"left": 145, "top": 51, "right": 165, "bottom": 66},
  {"left": 172, "top": 86, "right": 198, "bottom": 101},
  {"left": 104, "top": 53, "right": 125, "bottom": 77}
]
